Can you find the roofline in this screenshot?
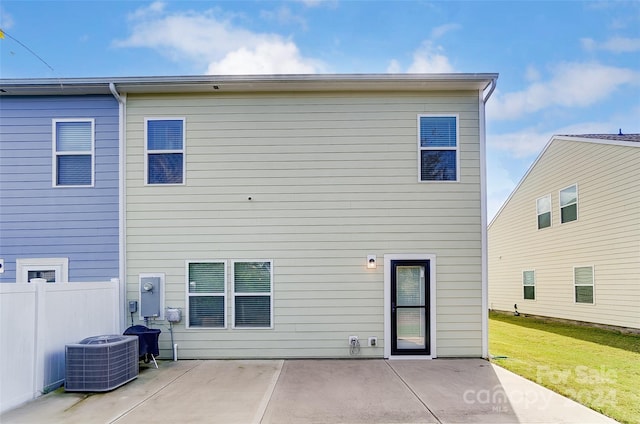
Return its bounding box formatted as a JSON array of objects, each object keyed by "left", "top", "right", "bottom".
[
  {"left": 551, "top": 134, "right": 640, "bottom": 148},
  {"left": 0, "top": 73, "right": 498, "bottom": 96},
  {"left": 488, "top": 133, "right": 640, "bottom": 229}
]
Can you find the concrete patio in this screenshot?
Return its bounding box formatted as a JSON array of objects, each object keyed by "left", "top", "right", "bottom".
[{"left": 1, "top": 359, "right": 617, "bottom": 424}]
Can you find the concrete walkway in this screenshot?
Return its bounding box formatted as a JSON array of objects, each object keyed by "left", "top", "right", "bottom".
[{"left": 1, "top": 359, "right": 618, "bottom": 424}]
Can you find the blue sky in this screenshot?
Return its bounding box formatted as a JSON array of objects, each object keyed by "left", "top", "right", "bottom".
[{"left": 1, "top": 1, "right": 639, "bottom": 219}]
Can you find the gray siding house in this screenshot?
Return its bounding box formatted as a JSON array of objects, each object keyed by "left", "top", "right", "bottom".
[{"left": 488, "top": 134, "right": 640, "bottom": 330}]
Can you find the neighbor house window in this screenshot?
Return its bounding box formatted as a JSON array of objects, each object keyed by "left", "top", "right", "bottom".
[
  {"left": 53, "top": 119, "right": 94, "bottom": 186},
  {"left": 16, "top": 258, "right": 69, "bottom": 283},
  {"left": 560, "top": 184, "right": 578, "bottom": 223},
  {"left": 418, "top": 115, "right": 458, "bottom": 181},
  {"left": 233, "top": 261, "right": 273, "bottom": 328},
  {"left": 574, "top": 266, "right": 594, "bottom": 304},
  {"left": 536, "top": 195, "right": 551, "bottom": 229},
  {"left": 523, "top": 270, "right": 535, "bottom": 300},
  {"left": 187, "top": 261, "right": 226, "bottom": 328},
  {"left": 145, "top": 118, "right": 185, "bottom": 184}
]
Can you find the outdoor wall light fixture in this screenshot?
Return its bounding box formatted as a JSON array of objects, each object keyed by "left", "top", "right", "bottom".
[{"left": 367, "top": 255, "right": 377, "bottom": 269}]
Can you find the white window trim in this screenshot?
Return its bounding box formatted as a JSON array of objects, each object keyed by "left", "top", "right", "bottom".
[
  {"left": 417, "top": 114, "right": 460, "bottom": 183},
  {"left": 185, "top": 260, "right": 228, "bottom": 330},
  {"left": 16, "top": 258, "right": 69, "bottom": 283},
  {"left": 52, "top": 119, "right": 95, "bottom": 188},
  {"left": 384, "top": 253, "right": 437, "bottom": 360},
  {"left": 559, "top": 184, "right": 578, "bottom": 224},
  {"left": 231, "top": 260, "right": 274, "bottom": 330},
  {"left": 522, "top": 269, "right": 536, "bottom": 301},
  {"left": 536, "top": 194, "right": 552, "bottom": 230},
  {"left": 144, "top": 117, "right": 186, "bottom": 186},
  {"left": 573, "top": 265, "right": 595, "bottom": 305}
]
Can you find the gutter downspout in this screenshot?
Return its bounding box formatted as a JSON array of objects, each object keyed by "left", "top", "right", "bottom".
[
  {"left": 479, "top": 77, "right": 497, "bottom": 359},
  {"left": 109, "top": 82, "right": 127, "bottom": 333}
]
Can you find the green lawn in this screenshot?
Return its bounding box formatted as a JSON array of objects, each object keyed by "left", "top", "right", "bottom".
[{"left": 489, "top": 311, "right": 640, "bottom": 424}]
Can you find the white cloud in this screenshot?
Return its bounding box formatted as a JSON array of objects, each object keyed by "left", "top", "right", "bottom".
[
  {"left": 486, "top": 155, "right": 518, "bottom": 222},
  {"left": 524, "top": 65, "right": 541, "bottom": 82},
  {"left": 430, "top": 23, "right": 461, "bottom": 39},
  {"left": 207, "top": 40, "right": 320, "bottom": 74},
  {"left": 488, "top": 62, "right": 640, "bottom": 121},
  {"left": 0, "top": 6, "right": 15, "bottom": 29},
  {"left": 113, "top": 2, "right": 325, "bottom": 74},
  {"left": 386, "top": 59, "right": 402, "bottom": 73},
  {"left": 406, "top": 41, "right": 455, "bottom": 73},
  {"left": 581, "top": 36, "right": 640, "bottom": 53},
  {"left": 260, "top": 6, "right": 307, "bottom": 30},
  {"left": 488, "top": 128, "right": 554, "bottom": 159},
  {"left": 293, "top": 0, "right": 338, "bottom": 7}
]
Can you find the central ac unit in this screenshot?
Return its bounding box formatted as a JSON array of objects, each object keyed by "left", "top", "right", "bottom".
[{"left": 65, "top": 335, "right": 139, "bottom": 392}]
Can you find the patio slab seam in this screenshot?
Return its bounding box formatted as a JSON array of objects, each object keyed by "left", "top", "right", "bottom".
[
  {"left": 254, "top": 359, "right": 284, "bottom": 424},
  {"left": 384, "top": 360, "right": 444, "bottom": 424},
  {"left": 110, "top": 360, "right": 204, "bottom": 424}
]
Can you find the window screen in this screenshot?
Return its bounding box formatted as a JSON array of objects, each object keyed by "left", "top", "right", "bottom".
[
  {"left": 146, "top": 119, "right": 184, "bottom": 184},
  {"left": 560, "top": 185, "right": 578, "bottom": 223},
  {"left": 574, "top": 266, "right": 594, "bottom": 304},
  {"left": 54, "top": 120, "right": 93, "bottom": 186},
  {"left": 523, "top": 270, "right": 535, "bottom": 300},
  {"left": 187, "top": 262, "right": 226, "bottom": 328},
  {"left": 537, "top": 195, "right": 551, "bottom": 229},
  {"left": 419, "top": 116, "right": 458, "bottom": 181},
  {"left": 233, "top": 261, "right": 272, "bottom": 328}
]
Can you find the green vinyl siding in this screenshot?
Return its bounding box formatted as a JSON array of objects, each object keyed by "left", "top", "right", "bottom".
[{"left": 125, "top": 90, "right": 485, "bottom": 358}]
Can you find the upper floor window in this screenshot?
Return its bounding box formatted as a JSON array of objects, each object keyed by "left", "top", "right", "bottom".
[
  {"left": 536, "top": 195, "right": 551, "bottom": 229},
  {"left": 53, "top": 119, "right": 94, "bottom": 186},
  {"left": 418, "top": 115, "right": 458, "bottom": 182},
  {"left": 560, "top": 185, "right": 578, "bottom": 223},
  {"left": 145, "top": 118, "right": 185, "bottom": 185}
]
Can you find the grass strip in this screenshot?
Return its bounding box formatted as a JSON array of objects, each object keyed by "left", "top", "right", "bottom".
[{"left": 489, "top": 311, "right": 639, "bottom": 424}]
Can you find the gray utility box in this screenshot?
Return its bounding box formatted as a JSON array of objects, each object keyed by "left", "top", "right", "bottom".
[{"left": 65, "top": 335, "right": 139, "bottom": 392}]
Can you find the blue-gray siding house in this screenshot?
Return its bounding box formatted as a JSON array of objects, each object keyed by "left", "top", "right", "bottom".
[{"left": 0, "top": 94, "right": 120, "bottom": 283}]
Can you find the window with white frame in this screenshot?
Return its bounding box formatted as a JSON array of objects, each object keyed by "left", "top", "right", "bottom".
[
  {"left": 145, "top": 118, "right": 185, "bottom": 184},
  {"left": 522, "top": 270, "right": 535, "bottom": 300},
  {"left": 536, "top": 195, "right": 551, "bottom": 229},
  {"left": 560, "top": 184, "right": 578, "bottom": 223},
  {"left": 187, "top": 261, "right": 226, "bottom": 328},
  {"left": 233, "top": 261, "right": 273, "bottom": 328},
  {"left": 574, "top": 266, "right": 594, "bottom": 304},
  {"left": 418, "top": 115, "right": 458, "bottom": 181},
  {"left": 53, "top": 119, "right": 94, "bottom": 186},
  {"left": 16, "top": 258, "right": 69, "bottom": 283}
]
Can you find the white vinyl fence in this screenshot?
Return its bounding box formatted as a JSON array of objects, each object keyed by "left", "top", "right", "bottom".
[{"left": 0, "top": 281, "right": 119, "bottom": 414}]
